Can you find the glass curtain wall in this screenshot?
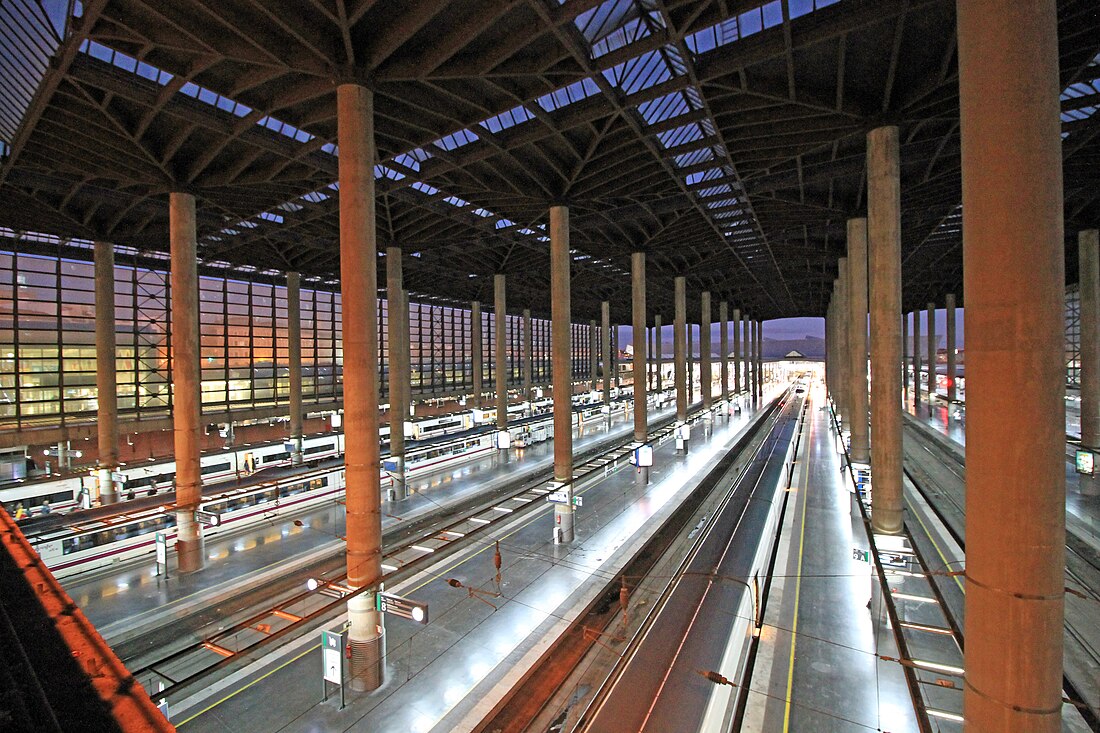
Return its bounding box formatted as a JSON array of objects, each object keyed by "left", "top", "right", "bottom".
[{"left": 0, "top": 232, "right": 598, "bottom": 430}]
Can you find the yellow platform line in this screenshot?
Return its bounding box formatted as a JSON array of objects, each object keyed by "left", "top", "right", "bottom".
[{"left": 782, "top": 402, "right": 814, "bottom": 731}]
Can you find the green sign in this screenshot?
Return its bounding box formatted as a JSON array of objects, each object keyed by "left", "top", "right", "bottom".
[{"left": 1075, "top": 449, "right": 1094, "bottom": 476}]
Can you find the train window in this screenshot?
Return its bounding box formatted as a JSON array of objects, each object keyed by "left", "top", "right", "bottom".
[
  {"left": 304, "top": 443, "right": 335, "bottom": 456},
  {"left": 263, "top": 452, "right": 290, "bottom": 464},
  {"left": 201, "top": 462, "right": 233, "bottom": 475},
  {"left": 49, "top": 490, "right": 73, "bottom": 504},
  {"left": 128, "top": 475, "right": 155, "bottom": 489}
]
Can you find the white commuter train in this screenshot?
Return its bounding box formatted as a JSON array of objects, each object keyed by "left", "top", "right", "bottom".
[
  {"left": 24, "top": 396, "right": 635, "bottom": 578},
  {"left": 4, "top": 395, "right": 620, "bottom": 517}
]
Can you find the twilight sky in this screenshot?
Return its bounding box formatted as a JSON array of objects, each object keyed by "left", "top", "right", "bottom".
[{"left": 618, "top": 309, "right": 963, "bottom": 347}]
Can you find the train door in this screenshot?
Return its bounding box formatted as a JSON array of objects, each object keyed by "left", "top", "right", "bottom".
[{"left": 244, "top": 452, "right": 255, "bottom": 474}]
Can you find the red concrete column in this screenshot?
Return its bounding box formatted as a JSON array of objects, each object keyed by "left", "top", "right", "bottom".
[
  {"left": 687, "top": 321, "right": 694, "bottom": 404},
  {"left": 286, "top": 271, "right": 303, "bottom": 466},
  {"left": 959, "top": 2, "right": 1066, "bottom": 726},
  {"left": 867, "top": 125, "right": 903, "bottom": 534},
  {"left": 522, "top": 308, "right": 533, "bottom": 401},
  {"left": 700, "top": 291, "right": 712, "bottom": 409},
  {"left": 337, "top": 82, "right": 384, "bottom": 691},
  {"left": 912, "top": 306, "right": 922, "bottom": 406},
  {"left": 589, "top": 319, "right": 598, "bottom": 390},
  {"left": 719, "top": 301, "right": 729, "bottom": 403},
  {"left": 550, "top": 206, "right": 574, "bottom": 542},
  {"left": 743, "top": 313, "right": 753, "bottom": 401},
  {"left": 674, "top": 277, "right": 687, "bottom": 423},
  {"left": 732, "top": 307, "right": 741, "bottom": 395},
  {"left": 632, "top": 252, "right": 648, "bottom": 442},
  {"left": 386, "top": 247, "right": 407, "bottom": 500},
  {"left": 902, "top": 311, "right": 909, "bottom": 402},
  {"left": 946, "top": 294, "right": 958, "bottom": 403},
  {"left": 926, "top": 301, "right": 936, "bottom": 401},
  {"left": 848, "top": 219, "right": 870, "bottom": 464},
  {"left": 94, "top": 240, "right": 119, "bottom": 504},
  {"left": 471, "top": 300, "right": 482, "bottom": 408},
  {"left": 836, "top": 257, "right": 849, "bottom": 430},
  {"left": 494, "top": 273, "right": 507, "bottom": 429},
  {"left": 601, "top": 300, "right": 611, "bottom": 404},
  {"left": 654, "top": 314, "right": 663, "bottom": 393},
  {"left": 754, "top": 319, "right": 762, "bottom": 400},
  {"left": 169, "top": 192, "right": 203, "bottom": 572},
  {"left": 1080, "top": 232, "right": 1100, "bottom": 496}
]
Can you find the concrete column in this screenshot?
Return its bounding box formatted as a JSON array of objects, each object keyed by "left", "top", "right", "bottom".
[
  {"left": 550, "top": 206, "right": 574, "bottom": 542},
  {"left": 926, "top": 301, "right": 936, "bottom": 402},
  {"left": 654, "top": 315, "right": 663, "bottom": 393},
  {"left": 755, "top": 319, "right": 763, "bottom": 400},
  {"left": 400, "top": 289, "right": 411, "bottom": 418},
  {"left": 732, "top": 308, "right": 741, "bottom": 395},
  {"left": 959, "top": 4, "right": 1066, "bottom": 725},
  {"left": 687, "top": 322, "right": 694, "bottom": 404},
  {"left": 601, "top": 301, "right": 611, "bottom": 404},
  {"left": 743, "top": 313, "right": 752, "bottom": 401},
  {"left": 386, "top": 247, "right": 407, "bottom": 501},
  {"left": 674, "top": 277, "right": 687, "bottom": 423},
  {"left": 632, "top": 253, "right": 648, "bottom": 468},
  {"left": 169, "top": 192, "right": 203, "bottom": 572},
  {"left": 94, "top": 240, "right": 119, "bottom": 504},
  {"left": 719, "top": 301, "right": 729, "bottom": 404},
  {"left": 494, "top": 273, "right": 508, "bottom": 429},
  {"left": 902, "top": 311, "right": 909, "bottom": 402},
  {"left": 287, "top": 272, "right": 304, "bottom": 466},
  {"left": 912, "top": 306, "right": 922, "bottom": 406},
  {"left": 848, "top": 219, "right": 870, "bottom": 465},
  {"left": 700, "top": 292, "right": 712, "bottom": 409},
  {"left": 867, "top": 125, "right": 903, "bottom": 535},
  {"left": 589, "top": 319, "right": 598, "bottom": 390},
  {"left": 1080, "top": 232, "right": 1100, "bottom": 496},
  {"left": 946, "top": 294, "right": 958, "bottom": 403},
  {"left": 471, "top": 301, "right": 482, "bottom": 408},
  {"left": 337, "top": 83, "right": 384, "bottom": 691},
  {"left": 522, "top": 308, "right": 533, "bottom": 401},
  {"left": 642, "top": 323, "right": 651, "bottom": 391},
  {"left": 837, "top": 258, "right": 849, "bottom": 430}
]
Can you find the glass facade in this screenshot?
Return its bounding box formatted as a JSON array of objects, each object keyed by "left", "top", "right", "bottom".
[
  {"left": 0, "top": 233, "right": 595, "bottom": 431},
  {"left": 1066, "top": 283, "right": 1080, "bottom": 387}
]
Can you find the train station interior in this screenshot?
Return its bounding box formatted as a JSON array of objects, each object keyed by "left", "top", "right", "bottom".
[{"left": 0, "top": 1, "right": 1098, "bottom": 731}]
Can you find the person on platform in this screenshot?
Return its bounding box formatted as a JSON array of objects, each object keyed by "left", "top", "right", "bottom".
[
  {"left": 13, "top": 503, "right": 27, "bottom": 520},
  {"left": 40, "top": 500, "right": 51, "bottom": 516}
]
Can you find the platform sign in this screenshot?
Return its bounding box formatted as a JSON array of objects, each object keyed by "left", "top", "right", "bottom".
[
  {"left": 852, "top": 548, "right": 871, "bottom": 563},
  {"left": 195, "top": 510, "right": 221, "bottom": 527},
  {"left": 546, "top": 490, "right": 569, "bottom": 504},
  {"left": 1075, "top": 449, "right": 1095, "bottom": 476},
  {"left": 321, "top": 629, "right": 346, "bottom": 684},
  {"left": 155, "top": 532, "right": 167, "bottom": 565},
  {"left": 376, "top": 592, "right": 429, "bottom": 624},
  {"left": 632, "top": 445, "right": 654, "bottom": 467}
]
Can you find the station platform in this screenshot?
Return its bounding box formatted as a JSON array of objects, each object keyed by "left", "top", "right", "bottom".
[
  {"left": 904, "top": 395, "right": 1100, "bottom": 553},
  {"left": 744, "top": 382, "right": 919, "bottom": 732},
  {"left": 68, "top": 401, "right": 661, "bottom": 641},
  {"left": 163, "top": 391, "right": 772, "bottom": 731}
]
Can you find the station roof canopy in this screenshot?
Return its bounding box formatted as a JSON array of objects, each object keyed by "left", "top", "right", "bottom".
[{"left": 1, "top": 0, "right": 1098, "bottom": 321}]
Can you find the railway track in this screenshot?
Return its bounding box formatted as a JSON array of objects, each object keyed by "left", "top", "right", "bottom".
[
  {"left": 902, "top": 423, "right": 1100, "bottom": 730},
  {"left": 116, "top": 400, "right": 731, "bottom": 708}
]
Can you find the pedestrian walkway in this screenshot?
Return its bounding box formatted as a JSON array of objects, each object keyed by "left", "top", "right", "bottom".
[{"left": 745, "top": 381, "right": 919, "bottom": 732}]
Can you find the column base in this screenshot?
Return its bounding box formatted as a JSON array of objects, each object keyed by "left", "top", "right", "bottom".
[
  {"left": 98, "top": 467, "right": 118, "bottom": 505},
  {"left": 348, "top": 593, "right": 385, "bottom": 692},
  {"left": 554, "top": 504, "right": 574, "bottom": 544},
  {"left": 175, "top": 510, "right": 205, "bottom": 573},
  {"left": 1079, "top": 469, "right": 1100, "bottom": 497},
  {"left": 635, "top": 466, "right": 649, "bottom": 486}
]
